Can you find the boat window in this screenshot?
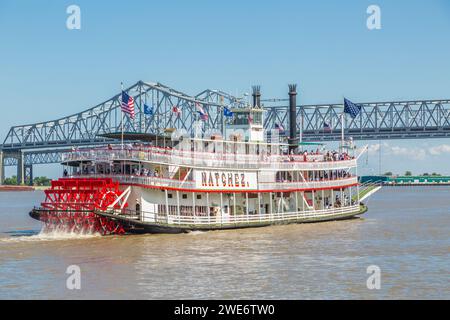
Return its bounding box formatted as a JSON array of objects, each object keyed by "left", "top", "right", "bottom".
[
  {"left": 233, "top": 113, "right": 249, "bottom": 125},
  {"left": 252, "top": 112, "right": 262, "bottom": 125}
]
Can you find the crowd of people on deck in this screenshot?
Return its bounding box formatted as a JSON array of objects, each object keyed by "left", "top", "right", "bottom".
[
  {"left": 307, "top": 169, "right": 352, "bottom": 181},
  {"left": 291, "top": 149, "right": 354, "bottom": 162},
  {"left": 323, "top": 193, "right": 355, "bottom": 209},
  {"left": 275, "top": 169, "right": 352, "bottom": 183},
  {"left": 68, "top": 141, "right": 355, "bottom": 171}
]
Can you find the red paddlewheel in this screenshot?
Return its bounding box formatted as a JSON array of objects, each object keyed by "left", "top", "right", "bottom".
[{"left": 39, "top": 178, "right": 128, "bottom": 235}]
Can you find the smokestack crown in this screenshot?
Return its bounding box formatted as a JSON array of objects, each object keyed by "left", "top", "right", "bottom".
[{"left": 252, "top": 85, "right": 261, "bottom": 107}]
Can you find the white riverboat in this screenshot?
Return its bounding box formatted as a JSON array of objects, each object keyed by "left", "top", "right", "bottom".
[{"left": 30, "top": 86, "right": 370, "bottom": 235}]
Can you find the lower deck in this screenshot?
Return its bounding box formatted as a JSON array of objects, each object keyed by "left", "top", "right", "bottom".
[
  {"left": 98, "top": 203, "right": 366, "bottom": 233},
  {"left": 98, "top": 183, "right": 363, "bottom": 232},
  {"left": 123, "top": 183, "right": 359, "bottom": 219}
]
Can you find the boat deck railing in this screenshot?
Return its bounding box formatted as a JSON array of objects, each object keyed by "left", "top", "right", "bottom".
[
  {"left": 62, "top": 148, "right": 357, "bottom": 170},
  {"left": 107, "top": 204, "right": 362, "bottom": 227},
  {"left": 71, "top": 174, "right": 358, "bottom": 191}
]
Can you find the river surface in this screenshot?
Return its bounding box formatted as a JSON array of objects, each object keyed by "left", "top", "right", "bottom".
[{"left": 0, "top": 187, "right": 449, "bottom": 300}]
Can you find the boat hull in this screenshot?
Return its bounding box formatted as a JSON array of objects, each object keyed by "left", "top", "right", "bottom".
[{"left": 30, "top": 205, "right": 367, "bottom": 235}]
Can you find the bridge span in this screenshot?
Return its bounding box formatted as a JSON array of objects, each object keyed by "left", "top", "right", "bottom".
[{"left": 1, "top": 80, "right": 450, "bottom": 185}]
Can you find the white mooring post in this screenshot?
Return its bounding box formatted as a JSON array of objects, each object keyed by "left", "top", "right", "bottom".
[
  {"left": 206, "top": 192, "right": 210, "bottom": 225},
  {"left": 165, "top": 189, "right": 169, "bottom": 223},
  {"left": 220, "top": 193, "right": 223, "bottom": 226},
  {"left": 258, "top": 193, "right": 262, "bottom": 222},
  {"left": 356, "top": 166, "right": 360, "bottom": 204},
  {"left": 322, "top": 190, "right": 325, "bottom": 210},
  {"left": 176, "top": 191, "right": 181, "bottom": 225},
  {"left": 192, "top": 192, "right": 196, "bottom": 221},
  {"left": 269, "top": 192, "right": 273, "bottom": 221},
  {"left": 350, "top": 186, "right": 352, "bottom": 206},
  {"left": 331, "top": 189, "right": 335, "bottom": 208},
  {"left": 233, "top": 193, "right": 236, "bottom": 223},
  {"left": 302, "top": 191, "right": 305, "bottom": 213},
  {"left": 312, "top": 190, "right": 315, "bottom": 210},
  {"left": 245, "top": 192, "right": 249, "bottom": 223}
]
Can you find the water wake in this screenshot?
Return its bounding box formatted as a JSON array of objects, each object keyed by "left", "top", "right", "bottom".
[
  {"left": 187, "top": 230, "right": 206, "bottom": 236},
  {"left": 0, "top": 225, "right": 100, "bottom": 243}
]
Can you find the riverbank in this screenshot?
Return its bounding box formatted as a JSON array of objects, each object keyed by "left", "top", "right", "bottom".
[
  {"left": 0, "top": 185, "right": 50, "bottom": 192},
  {"left": 0, "top": 185, "right": 35, "bottom": 192},
  {"left": 384, "top": 183, "right": 450, "bottom": 187}
]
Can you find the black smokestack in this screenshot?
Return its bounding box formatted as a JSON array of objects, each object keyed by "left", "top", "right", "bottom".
[
  {"left": 288, "top": 84, "right": 298, "bottom": 152},
  {"left": 252, "top": 85, "right": 261, "bottom": 107}
]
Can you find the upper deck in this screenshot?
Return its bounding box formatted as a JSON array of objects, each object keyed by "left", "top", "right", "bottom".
[
  {"left": 61, "top": 137, "right": 361, "bottom": 193},
  {"left": 62, "top": 138, "right": 358, "bottom": 171}
]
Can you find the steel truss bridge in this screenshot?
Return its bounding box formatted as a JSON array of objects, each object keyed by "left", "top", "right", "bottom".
[{"left": 1, "top": 80, "right": 450, "bottom": 185}]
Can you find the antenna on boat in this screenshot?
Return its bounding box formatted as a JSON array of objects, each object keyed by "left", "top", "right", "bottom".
[{"left": 340, "top": 96, "right": 345, "bottom": 153}]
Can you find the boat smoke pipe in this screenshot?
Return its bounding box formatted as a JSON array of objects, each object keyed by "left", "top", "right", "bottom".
[
  {"left": 288, "top": 84, "right": 299, "bottom": 152},
  {"left": 252, "top": 85, "right": 261, "bottom": 107}
]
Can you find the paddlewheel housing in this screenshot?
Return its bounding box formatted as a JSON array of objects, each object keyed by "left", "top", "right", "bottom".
[{"left": 38, "top": 178, "right": 128, "bottom": 235}]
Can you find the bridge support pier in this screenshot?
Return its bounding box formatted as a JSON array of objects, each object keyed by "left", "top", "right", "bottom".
[
  {"left": 17, "top": 151, "right": 25, "bottom": 185},
  {"left": 25, "top": 165, "right": 33, "bottom": 186},
  {"left": 0, "top": 151, "right": 4, "bottom": 185}
]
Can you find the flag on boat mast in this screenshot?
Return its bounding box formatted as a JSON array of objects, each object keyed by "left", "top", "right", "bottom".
[
  {"left": 121, "top": 91, "right": 135, "bottom": 119},
  {"left": 119, "top": 83, "right": 135, "bottom": 149},
  {"left": 144, "top": 104, "right": 153, "bottom": 116},
  {"left": 195, "top": 103, "right": 208, "bottom": 121},
  {"left": 275, "top": 122, "right": 285, "bottom": 134},
  {"left": 344, "top": 98, "right": 361, "bottom": 118},
  {"left": 340, "top": 97, "right": 361, "bottom": 151},
  {"left": 172, "top": 106, "right": 181, "bottom": 116},
  {"left": 223, "top": 106, "right": 233, "bottom": 117}
]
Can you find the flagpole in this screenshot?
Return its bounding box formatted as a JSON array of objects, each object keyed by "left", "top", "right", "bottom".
[
  {"left": 221, "top": 97, "right": 227, "bottom": 140},
  {"left": 341, "top": 98, "right": 345, "bottom": 153},
  {"left": 224, "top": 107, "right": 227, "bottom": 140},
  {"left": 299, "top": 106, "right": 303, "bottom": 151},
  {"left": 121, "top": 82, "right": 124, "bottom": 150}
]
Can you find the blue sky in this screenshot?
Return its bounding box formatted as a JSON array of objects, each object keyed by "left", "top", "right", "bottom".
[{"left": 1, "top": 0, "right": 450, "bottom": 177}]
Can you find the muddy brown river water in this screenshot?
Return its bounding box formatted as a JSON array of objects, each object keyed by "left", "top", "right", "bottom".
[{"left": 0, "top": 187, "right": 449, "bottom": 299}]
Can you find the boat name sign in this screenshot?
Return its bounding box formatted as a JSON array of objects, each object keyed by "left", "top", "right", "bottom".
[{"left": 194, "top": 170, "right": 257, "bottom": 190}]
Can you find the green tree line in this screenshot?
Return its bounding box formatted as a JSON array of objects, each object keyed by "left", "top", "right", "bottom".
[{"left": 3, "top": 176, "right": 51, "bottom": 186}]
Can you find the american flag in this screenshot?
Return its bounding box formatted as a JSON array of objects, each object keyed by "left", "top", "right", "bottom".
[
  {"left": 275, "top": 123, "right": 285, "bottom": 133},
  {"left": 198, "top": 112, "right": 209, "bottom": 121},
  {"left": 195, "top": 103, "right": 206, "bottom": 115},
  {"left": 121, "top": 91, "right": 135, "bottom": 119},
  {"left": 344, "top": 98, "right": 361, "bottom": 119}
]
